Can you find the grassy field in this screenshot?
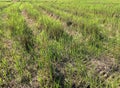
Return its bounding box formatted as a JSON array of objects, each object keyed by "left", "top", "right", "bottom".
[{"left": 0, "top": 0, "right": 120, "bottom": 88}]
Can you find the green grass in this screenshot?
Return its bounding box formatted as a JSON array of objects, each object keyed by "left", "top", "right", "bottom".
[{"left": 0, "top": 0, "right": 120, "bottom": 88}]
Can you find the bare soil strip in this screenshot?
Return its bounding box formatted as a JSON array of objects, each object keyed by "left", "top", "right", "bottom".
[
  {"left": 21, "top": 10, "right": 41, "bottom": 87},
  {"left": 21, "top": 10, "right": 38, "bottom": 35},
  {"left": 39, "top": 7, "right": 81, "bottom": 37}
]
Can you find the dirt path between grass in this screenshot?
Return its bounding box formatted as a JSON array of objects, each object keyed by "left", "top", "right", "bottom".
[
  {"left": 21, "top": 9, "right": 42, "bottom": 88},
  {"left": 21, "top": 9, "right": 40, "bottom": 36},
  {"left": 21, "top": 10, "right": 35, "bottom": 28},
  {"left": 39, "top": 7, "right": 81, "bottom": 38}
]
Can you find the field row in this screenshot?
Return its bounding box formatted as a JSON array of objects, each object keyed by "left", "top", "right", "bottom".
[{"left": 0, "top": 1, "right": 120, "bottom": 88}]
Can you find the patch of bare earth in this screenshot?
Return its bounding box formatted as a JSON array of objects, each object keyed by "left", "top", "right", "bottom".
[{"left": 88, "top": 55, "right": 120, "bottom": 86}]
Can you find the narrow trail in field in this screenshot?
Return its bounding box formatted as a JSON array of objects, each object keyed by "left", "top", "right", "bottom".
[
  {"left": 21, "top": 9, "right": 42, "bottom": 53},
  {"left": 21, "top": 10, "right": 35, "bottom": 27},
  {"left": 21, "top": 9, "right": 40, "bottom": 56},
  {"left": 21, "top": 10, "right": 39, "bottom": 35},
  {"left": 21, "top": 9, "right": 42, "bottom": 87},
  {"left": 39, "top": 7, "right": 81, "bottom": 38}
]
